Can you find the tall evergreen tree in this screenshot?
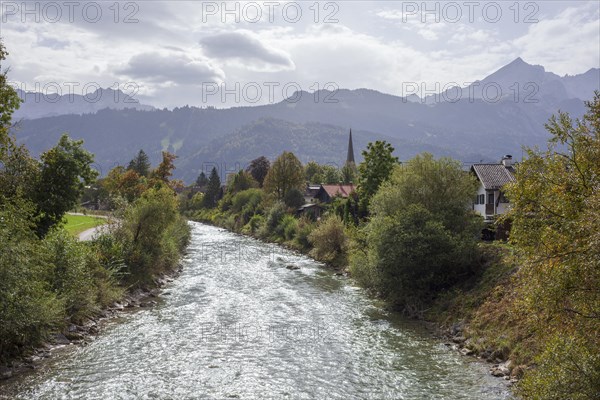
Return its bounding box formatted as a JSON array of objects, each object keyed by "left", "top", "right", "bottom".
[
  {"left": 196, "top": 171, "right": 208, "bottom": 187},
  {"left": 127, "top": 149, "right": 151, "bottom": 177},
  {"left": 202, "top": 167, "right": 221, "bottom": 208}
]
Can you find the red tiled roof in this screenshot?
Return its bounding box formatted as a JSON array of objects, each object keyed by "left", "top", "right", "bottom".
[{"left": 320, "top": 184, "right": 355, "bottom": 198}]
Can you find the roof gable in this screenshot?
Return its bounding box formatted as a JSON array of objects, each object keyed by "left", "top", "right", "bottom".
[
  {"left": 318, "top": 184, "right": 355, "bottom": 198},
  {"left": 471, "top": 164, "right": 515, "bottom": 190}
]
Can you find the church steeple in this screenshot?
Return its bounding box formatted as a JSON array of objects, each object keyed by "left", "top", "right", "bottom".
[{"left": 346, "top": 129, "right": 355, "bottom": 165}]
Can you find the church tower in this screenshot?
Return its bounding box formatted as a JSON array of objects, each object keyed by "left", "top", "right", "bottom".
[{"left": 346, "top": 129, "right": 355, "bottom": 166}]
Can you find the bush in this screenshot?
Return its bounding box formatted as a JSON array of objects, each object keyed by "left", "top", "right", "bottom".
[
  {"left": 0, "top": 201, "right": 63, "bottom": 360},
  {"left": 258, "top": 201, "right": 287, "bottom": 239},
  {"left": 278, "top": 214, "right": 298, "bottom": 241},
  {"left": 293, "top": 216, "right": 315, "bottom": 251},
  {"left": 351, "top": 153, "right": 481, "bottom": 311},
  {"left": 242, "top": 214, "right": 264, "bottom": 235},
  {"left": 119, "top": 187, "right": 191, "bottom": 284},
  {"left": 308, "top": 215, "right": 348, "bottom": 268},
  {"left": 361, "top": 204, "right": 478, "bottom": 309},
  {"left": 518, "top": 332, "right": 600, "bottom": 400},
  {"left": 44, "top": 230, "right": 97, "bottom": 321}
]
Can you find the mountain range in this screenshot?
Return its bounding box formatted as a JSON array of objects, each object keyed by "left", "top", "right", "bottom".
[{"left": 11, "top": 58, "right": 600, "bottom": 183}]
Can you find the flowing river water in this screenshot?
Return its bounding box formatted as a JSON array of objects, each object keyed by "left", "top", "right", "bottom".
[{"left": 1, "top": 222, "right": 511, "bottom": 399}]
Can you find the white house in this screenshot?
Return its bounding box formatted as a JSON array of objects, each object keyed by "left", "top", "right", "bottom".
[{"left": 471, "top": 155, "right": 516, "bottom": 221}]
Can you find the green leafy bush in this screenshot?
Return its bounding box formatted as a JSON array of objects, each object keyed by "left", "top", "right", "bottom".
[
  {"left": 119, "top": 187, "right": 191, "bottom": 284},
  {"left": 308, "top": 215, "right": 348, "bottom": 268},
  {"left": 0, "top": 201, "right": 63, "bottom": 360},
  {"left": 278, "top": 214, "right": 298, "bottom": 241},
  {"left": 258, "top": 201, "right": 286, "bottom": 239}
]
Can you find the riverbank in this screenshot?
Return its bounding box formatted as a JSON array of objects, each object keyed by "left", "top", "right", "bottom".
[
  {"left": 1, "top": 222, "right": 513, "bottom": 399},
  {"left": 0, "top": 264, "right": 184, "bottom": 383},
  {"left": 191, "top": 213, "right": 522, "bottom": 386}
]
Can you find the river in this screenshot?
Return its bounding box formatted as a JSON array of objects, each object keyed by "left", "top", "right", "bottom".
[{"left": 1, "top": 222, "right": 511, "bottom": 399}]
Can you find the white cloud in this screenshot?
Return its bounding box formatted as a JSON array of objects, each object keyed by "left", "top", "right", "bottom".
[
  {"left": 199, "top": 30, "right": 295, "bottom": 71},
  {"left": 512, "top": 3, "right": 600, "bottom": 75},
  {"left": 117, "top": 52, "right": 225, "bottom": 86}
]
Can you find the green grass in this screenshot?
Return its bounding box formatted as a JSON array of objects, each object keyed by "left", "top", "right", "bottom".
[{"left": 63, "top": 214, "right": 107, "bottom": 236}]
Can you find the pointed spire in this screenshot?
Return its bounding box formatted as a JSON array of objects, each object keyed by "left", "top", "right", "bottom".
[{"left": 346, "top": 129, "right": 355, "bottom": 165}]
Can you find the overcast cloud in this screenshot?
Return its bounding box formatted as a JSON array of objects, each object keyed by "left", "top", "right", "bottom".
[{"left": 1, "top": 1, "right": 598, "bottom": 108}]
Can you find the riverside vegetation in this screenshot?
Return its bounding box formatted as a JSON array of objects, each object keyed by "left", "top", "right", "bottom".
[
  {"left": 2, "top": 35, "right": 599, "bottom": 397},
  {"left": 182, "top": 95, "right": 600, "bottom": 399},
  {"left": 0, "top": 42, "right": 190, "bottom": 371}
]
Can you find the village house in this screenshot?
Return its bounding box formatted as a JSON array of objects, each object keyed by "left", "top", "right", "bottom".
[
  {"left": 314, "top": 183, "right": 356, "bottom": 203},
  {"left": 470, "top": 155, "right": 516, "bottom": 221}
]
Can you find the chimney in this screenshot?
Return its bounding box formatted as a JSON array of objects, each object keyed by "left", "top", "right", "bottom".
[{"left": 502, "top": 155, "right": 513, "bottom": 168}]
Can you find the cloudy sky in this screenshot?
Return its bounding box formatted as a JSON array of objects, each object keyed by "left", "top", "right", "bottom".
[{"left": 1, "top": 1, "right": 599, "bottom": 108}]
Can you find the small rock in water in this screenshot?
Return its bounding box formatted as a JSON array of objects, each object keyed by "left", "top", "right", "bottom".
[
  {"left": 460, "top": 347, "right": 474, "bottom": 356},
  {"left": 286, "top": 264, "right": 300, "bottom": 270},
  {"left": 52, "top": 333, "right": 71, "bottom": 345}
]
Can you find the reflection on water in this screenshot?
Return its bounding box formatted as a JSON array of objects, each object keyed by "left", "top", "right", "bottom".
[{"left": 1, "top": 222, "right": 511, "bottom": 399}]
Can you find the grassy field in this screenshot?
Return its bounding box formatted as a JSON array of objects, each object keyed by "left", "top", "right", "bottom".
[{"left": 63, "top": 214, "right": 107, "bottom": 236}]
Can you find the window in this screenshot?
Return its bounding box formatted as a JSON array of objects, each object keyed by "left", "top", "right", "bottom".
[
  {"left": 479, "top": 194, "right": 485, "bottom": 204},
  {"left": 488, "top": 193, "right": 494, "bottom": 204}
]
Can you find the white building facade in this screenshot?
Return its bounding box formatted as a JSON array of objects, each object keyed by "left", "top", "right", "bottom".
[{"left": 471, "top": 156, "right": 516, "bottom": 221}]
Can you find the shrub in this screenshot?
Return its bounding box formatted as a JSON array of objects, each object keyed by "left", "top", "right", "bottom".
[
  {"left": 279, "top": 214, "right": 298, "bottom": 241},
  {"left": 242, "top": 214, "right": 264, "bottom": 235},
  {"left": 119, "top": 187, "right": 191, "bottom": 284},
  {"left": 258, "top": 201, "right": 286, "bottom": 239},
  {"left": 44, "top": 230, "right": 97, "bottom": 321},
  {"left": 0, "top": 201, "right": 63, "bottom": 360},
  {"left": 518, "top": 332, "right": 600, "bottom": 400},
  {"left": 293, "top": 216, "right": 315, "bottom": 251},
  {"left": 308, "top": 215, "right": 348, "bottom": 268},
  {"left": 363, "top": 204, "right": 478, "bottom": 309}
]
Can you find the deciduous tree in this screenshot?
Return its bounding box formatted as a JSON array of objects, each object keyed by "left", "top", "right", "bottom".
[
  {"left": 263, "top": 151, "right": 304, "bottom": 200},
  {"left": 357, "top": 141, "right": 398, "bottom": 213},
  {"left": 35, "top": 134, "right": 98, "bottom": 236},
  {"left": 246, "top": 156, "right": 270, "bottom": 187}
]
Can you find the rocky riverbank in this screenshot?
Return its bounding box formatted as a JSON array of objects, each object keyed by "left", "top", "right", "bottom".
[
  {"left": 0, "top": 267, "right": 183, "bottom": 384},
  {"left": 442, "top": 321, "right": 526, "bottom": 387}
]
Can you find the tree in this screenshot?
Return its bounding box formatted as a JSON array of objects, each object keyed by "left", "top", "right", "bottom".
[
  {"left": 304, "top": 161, "right": 323, "bottom": 183},
  {"left": 151, "top": 151, "right": 176, "bottom": 183},
  {"left": 372, "top": 153, "right": 480, "bottom": 230},
  {"left": 127, "top": 149, "right": 151, "bottom": 177},
  {"left": 202, "top": 167, "right": 221, "bottom": 208},
  {"left": 0, "top": 41, "right": 22, "bottom": 159},
  {"left": 246, "top": 156, "right": 270, "bottom": 187},
  {"left": 226, "top": 170, "right": 258, "bottom": 195},
  {"left": 350, "top": 153, "right": 480, "bottom": 311},
  {"left": 504, "top": 92, "right": 600, "bottom": 399},
  {"left": 196, "top": 171, "right": 208, "bottom": 187},
  {"left": 321, "top": 165, "right": 341, "bottom": 184},
  {"left": 357, "top": 141, "right": 398, "bottom": 213},
  {"left": 263, "top": 151, "right": 304, "bottom": 200},
  {"left": 283, "top": 187, "right": 305, "bottom": 209},
  {"left": 305, "top": 161, "right": 341, "bottom": 184},
  {"left": 0, "top": 140, "right": 40, "bottom": 202},
  {"left": 35, "top": 134, "right": 98, "bottom": 237}
]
